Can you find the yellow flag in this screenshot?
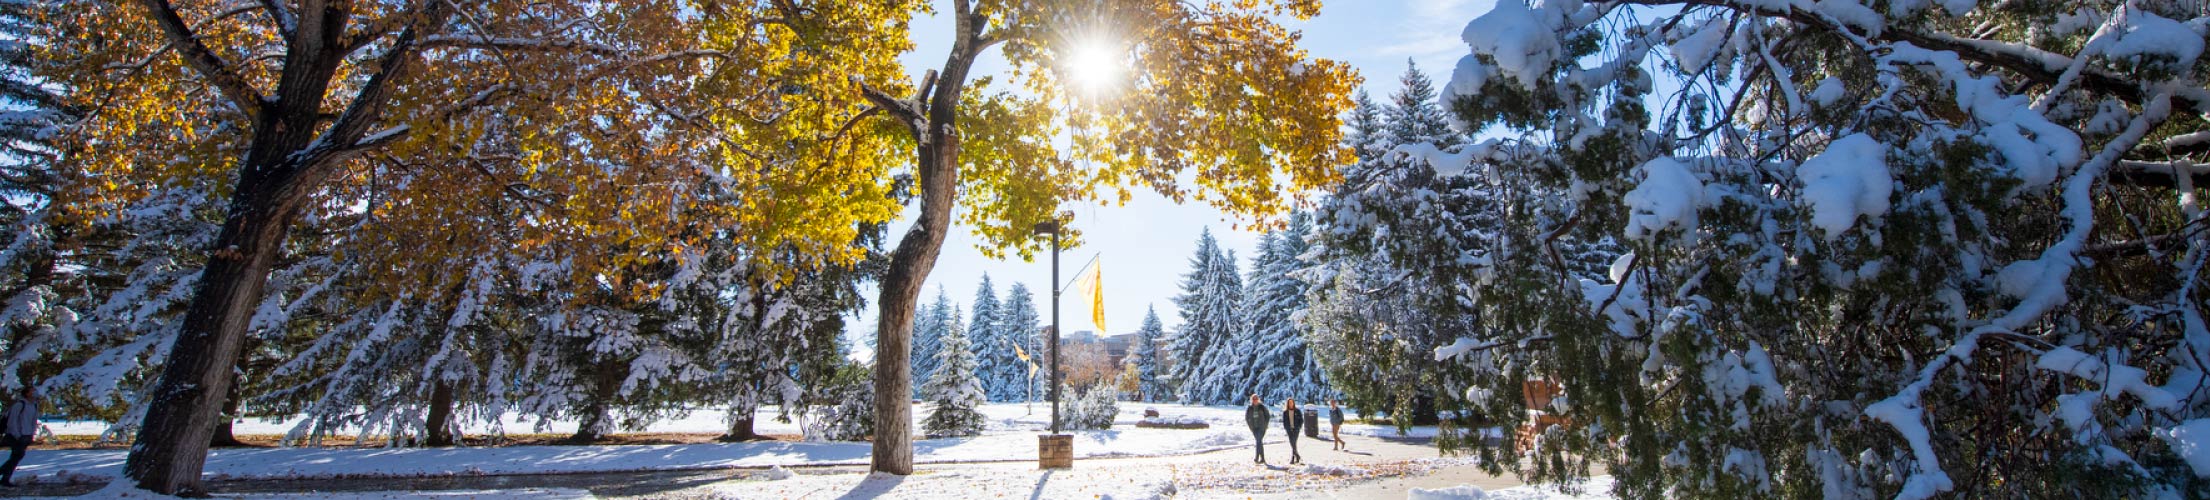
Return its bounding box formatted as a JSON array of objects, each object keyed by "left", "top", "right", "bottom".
[{"left": 1070, "top": 257, "right": 1105, "bottom": 333}]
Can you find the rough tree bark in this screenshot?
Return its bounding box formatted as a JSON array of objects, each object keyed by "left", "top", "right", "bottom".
[
  {"left": 123, "top": 1, "right": 441, "bottom": 494},
  {"left": 208, "top": 381, "right": 244, "bottom": 447},
  {"left": 859, "top": 0, "right": 992, "bottom": 476}
]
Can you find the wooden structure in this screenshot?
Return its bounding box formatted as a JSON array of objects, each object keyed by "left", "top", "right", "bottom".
[
  {"left": 1515, "top": 379, "right": 1570, "bottom": 449},
  {"left": 1037, "top": 434, "right": 1073, "bottom": 469}
]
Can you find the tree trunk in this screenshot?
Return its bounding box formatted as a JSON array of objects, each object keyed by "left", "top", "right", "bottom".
[
  {"left": 425, "top": 379, "right": 456, "bottom": 447},
  {"left": 570, "top": 361, "right": 626, "bottom": 442},
  {"left": 721, "top": 412, "right": 757, "bottom": 442},
  {"left": 208, "top": 383, "right": 245, "bottom": 448},
  {"left": 121, "top": 1, "right": 443, "bottom": 493},
  {"left": 867, "top": 4, "right": 990, "bottom": 477},
  {"left": 124, "top": 192, "right": 301, "bottom": 496}
]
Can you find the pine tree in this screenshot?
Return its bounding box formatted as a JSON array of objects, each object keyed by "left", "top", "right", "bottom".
[
  {"left": 1125, "top": 306, "right": 1167, "bottom": 402},
  {"left": 1385, "top": 61, "right": 1460, "bottom": 148},
  {"left": 909, "top": 288, "right": 953, "bottom": 394},
  {"left": 1343, "top": 91, "right": 1388, "bottom": 163},
  {"left": 1181, "top": 245, "right": 1247, "bottom": 405},
  {"left": 994, "top": 282, "right": 1042, "bottom": 402},
  {"left": 1167, "top": 229, "right": 1220, "bottom": 401},
  {"left": 1313, "top": 1, "right": 2210, "bottom": 497},
  {"left": 920, "top": 313, "right": 985, "bottom": 437},
  {"left": 965, "top": 275, "right": 1017, "bottom": 402},
  {"left": 1241, "top": 214, "right": 1331, "bottom": 402}
]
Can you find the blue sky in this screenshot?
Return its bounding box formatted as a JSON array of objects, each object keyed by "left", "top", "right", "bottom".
[{"left": 853, "top": 0, "right": 1501, "bottom": 346}]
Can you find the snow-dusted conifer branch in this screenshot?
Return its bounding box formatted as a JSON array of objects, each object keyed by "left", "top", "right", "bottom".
[{"left": 1308, "top": 0, "right": 2210, "bottom": 497}]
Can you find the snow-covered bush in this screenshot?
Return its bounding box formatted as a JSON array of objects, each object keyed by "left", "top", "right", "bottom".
[
  {"left": 1309, "top": 0, "right": 2210, "bottom": 497},
  {"left": 807, "top": 362, "right": 875, "bottom": 442},
  {"left": 1057, "top": 384, "right": 1119, "bottom": 430}
]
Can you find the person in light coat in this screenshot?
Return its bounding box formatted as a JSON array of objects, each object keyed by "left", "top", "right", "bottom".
[{"left": 2, "top": 384, "right": 40, "bottom": 487}]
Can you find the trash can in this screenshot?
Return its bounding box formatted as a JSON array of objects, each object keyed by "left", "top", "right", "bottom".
[{"left": 1303, "top": 409, "right": 1320, "bottom": 437}]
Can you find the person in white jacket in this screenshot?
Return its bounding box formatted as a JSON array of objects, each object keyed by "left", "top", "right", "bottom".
[{"left": 1, "top": 384, "right": 38, "bottom": 487}]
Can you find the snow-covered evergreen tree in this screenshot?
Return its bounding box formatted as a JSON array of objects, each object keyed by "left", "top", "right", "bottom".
[
  {"left": 920, "top": 314, "right": 985, "bottom": 437},
  {"left": 1301, "top": 61, "right": 1530, "bottom": 429},
  {"left": 1343, "top": 0, "right": 2210, "bottom": 497},
  {"left": 966, "top": 275, "right": 1020, "bottom": 402},
  {"left": 909, "top": 288, "right": 953, "bottom": 395},
  {"left": 1240, "top": 214, "right": 1331, "bottom": 402},
  {"left": 992, "top": 282, "right": 1042, "bottom": 402},
  {"left": 1124, "top": 306, "right": 1168, "bottom": 402},
  {"left": 1177, "top": 238, "right": 1247, "bottom": 405},
  {"left": 1384, "top": 61, "right": 1461, "bottom": 149}
]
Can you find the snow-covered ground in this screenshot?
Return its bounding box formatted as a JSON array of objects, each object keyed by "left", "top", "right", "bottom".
[
  {"left": 40, "top": 401, "right": 1437, "bottom": 441},
  {"left": 18, "top": 403, "right": 1434, "bottom": 485},
  {"left": 1410, "top": 476, "right": 1616, "bottom": 500}
]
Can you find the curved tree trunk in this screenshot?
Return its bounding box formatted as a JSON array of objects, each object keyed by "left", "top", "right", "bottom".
[
  {"left": 424, "top": 380, "right": 456, "bottom": 447},
  {"left": 863, "top": 2, "right": 991, "bottom": 477}
]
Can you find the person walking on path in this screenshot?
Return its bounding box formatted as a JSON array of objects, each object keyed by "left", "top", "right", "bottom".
[
  {"left": 2, "top": 385, "right": 39, "bottom": 487},
  {"left": 1245, "top": 394, "right": 1271, "bottom": 464},
  {"left": 1328, "top": 399, "right": 1346, "bottom": 451},
  {"left": 1281, "top": 398, "right": 1304, "bottom": 465}
]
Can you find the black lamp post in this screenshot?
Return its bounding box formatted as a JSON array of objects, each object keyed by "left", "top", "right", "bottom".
[{"left": 1033, "top": 221, "right": 1063, "bottom": 435}]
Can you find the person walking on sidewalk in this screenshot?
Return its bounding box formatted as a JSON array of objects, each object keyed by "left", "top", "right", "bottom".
[
  {"left": 2, "top": 385, "right": 40, "bottom": 487},
  {"left": 1245, "top": 393, "right": 1271, "bottom": 464},
  {"left": 1281, "top": 398, "right": 1304, "bottom": 465},
  {"left": 1328, "top": 399, "right": 1346, "bottom": 451}
]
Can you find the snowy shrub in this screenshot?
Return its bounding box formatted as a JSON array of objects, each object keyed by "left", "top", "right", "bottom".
[
  {"left": 807, "top": 362, "right": 875, "bottom": 442},
  {"left": 1057, "top": 384, "right": 1119, "bottom": 430}
]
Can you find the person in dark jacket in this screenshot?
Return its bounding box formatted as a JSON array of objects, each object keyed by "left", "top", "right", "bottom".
[
  {"left": 1245, "top": 393, "right": 1271, "bottom": 464},
  {"left": 1328, "top": 399, "right": 1346, "bottom": 451},
  {"left": 2, "top": 385, "right": 39, "bottom": 487},
  {"left": 1281, "top": 398, "right": 1304, "bottom": 465}
]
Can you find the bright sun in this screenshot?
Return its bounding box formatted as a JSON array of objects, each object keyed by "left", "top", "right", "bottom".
[{"left": 1067, "top": 39, "right": 1121, "bottom": 94}]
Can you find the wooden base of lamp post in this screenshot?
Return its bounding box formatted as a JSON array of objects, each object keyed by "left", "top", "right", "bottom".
[{"left": 1037, "top": 434, "right": 1074, "bottom": 469}]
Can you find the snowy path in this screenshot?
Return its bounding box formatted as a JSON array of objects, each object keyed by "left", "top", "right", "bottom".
[{"left": 2, "top": 403, "right": 1573, "bottom": 498}]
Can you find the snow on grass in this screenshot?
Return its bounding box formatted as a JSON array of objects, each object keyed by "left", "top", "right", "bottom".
[
  {"left": 1410, "top": 475, "right": 1617, "bottom": 500},
  {"left": 21, "top": 404, "right": 1300, "bottom": 485},
  {"left": 704, "top": 468, "right": 1177, "bottom": 500},
  {"left": 39, "top": 481, "right": 594, "bottom": 499}
]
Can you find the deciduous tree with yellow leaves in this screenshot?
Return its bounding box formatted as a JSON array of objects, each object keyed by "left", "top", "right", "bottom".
[{"left": 853, "top": 0, "right": 1357, "bottom": 474}]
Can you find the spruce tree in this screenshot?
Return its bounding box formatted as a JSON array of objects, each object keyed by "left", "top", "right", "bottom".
[
  {"left": 1182, "top": 246, "right": 1246, "bottom": 405},
  {"left": 1385, "top": 61, "right": 1460, "bottom": 148},
  {"left": 909, "top": 288, "right": 953, "bottom": 395},
  {"left": 966, "top": 275, "right": 1018, "bottom": 402},
  {"left": 1166, "top": 229, "right": 1221, "bottom": 401},
  {"left": 920, "top": 314, "right": 985, "bottom": 437},
  {"left": 1126, "top": 306, "right": 1168, "bottom": 402},
  {"left": 993, "top": 283, "right": 1042, "bottom": 402},
  {"left": 1313, "top": 1, "right": 2210, "bottom": 497},
  {"left": 1242, "top": 214, "right": 1331, "bottom": 402}
]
